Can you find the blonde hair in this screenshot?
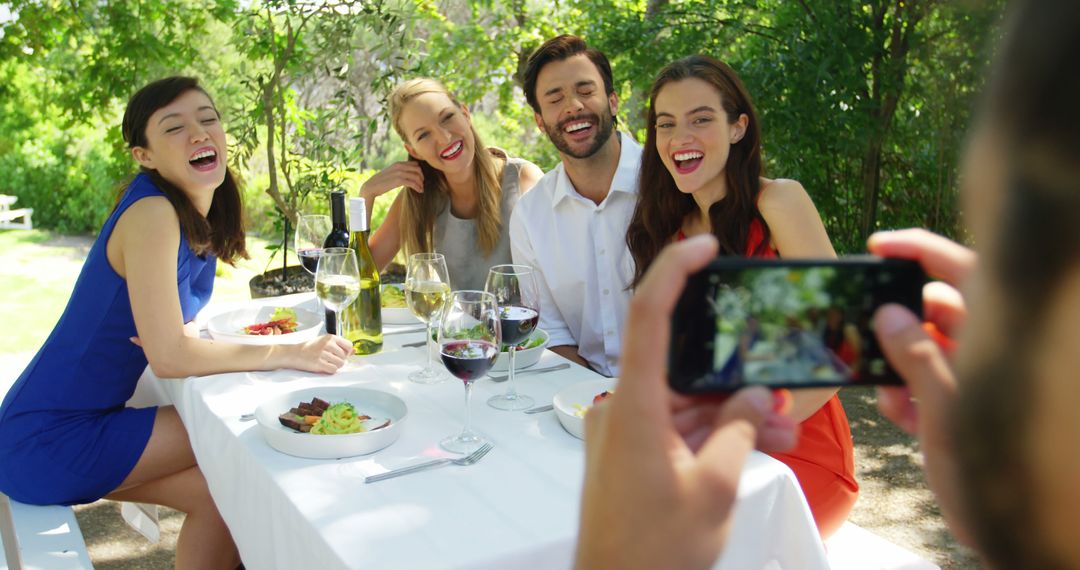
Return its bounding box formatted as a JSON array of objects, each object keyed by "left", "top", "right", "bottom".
[{"left": 389, "top": 78, "right": 504, "bottom": 257}]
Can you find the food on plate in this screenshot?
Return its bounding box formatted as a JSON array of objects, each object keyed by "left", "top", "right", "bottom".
[
  {"left": 574, "top": 390, "right": 615, "bottom": 418},
  {"left": 243, "top": 307, "right": 299, "bottom": 335},
  {"left": 381, "top": 284, "right": 408, "bottom": 308},
  {"left": 277, "top": 397, "right": 390, "bottom": 435}
]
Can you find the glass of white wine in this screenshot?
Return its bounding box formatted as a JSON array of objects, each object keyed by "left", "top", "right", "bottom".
[
  {"left": 405, "top": 252, "right": 451, "bottom": 384},
  {"left": 315, "top": 247, "right": 360, "bottom": 336}
]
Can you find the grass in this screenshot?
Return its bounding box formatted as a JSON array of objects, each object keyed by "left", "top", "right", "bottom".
[{"left": 0, "top": 229, "right": 281, "bottom": 356}]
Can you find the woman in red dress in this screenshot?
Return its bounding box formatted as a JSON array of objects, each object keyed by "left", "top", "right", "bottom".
[{"left": 626, "top": 55, "right": 857, "bottom": 538}]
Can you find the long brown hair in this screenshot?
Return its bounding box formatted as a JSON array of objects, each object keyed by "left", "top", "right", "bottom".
[
  {"left": 121, "top": 76, "right": 247, "bottom": 265},
  {"left": 626, "top": 55, "right": 768, "bottom": 288},
  {"left": 389, "top": 78, "right": 504, "bottom": 257}
]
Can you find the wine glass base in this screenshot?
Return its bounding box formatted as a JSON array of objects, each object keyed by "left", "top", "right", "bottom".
[
  {"left": 440, "top": 432, "right": 486, "bottom": 454},
  {"left": 409, "top": 368, "right": 446, "bottom": 384},
  {"left": 487, "top": 393, "right": 534, "bottom": 411}
]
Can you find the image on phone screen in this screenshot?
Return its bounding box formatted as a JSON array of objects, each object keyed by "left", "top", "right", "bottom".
[{"left": 669, "top": 258, "right": 925, "bottom": 393}]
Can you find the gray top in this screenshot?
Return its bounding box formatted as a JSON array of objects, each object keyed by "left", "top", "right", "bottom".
[{"left": 434, "top": 154, "right": 527, "bottom": 292}]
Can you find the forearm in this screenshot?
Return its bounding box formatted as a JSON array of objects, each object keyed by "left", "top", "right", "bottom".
[
  {"left": 550, "top": 345, "right": 590, "bottom": 369},
  {"left": 787, "top": 387, "right": 838, "bottom": 423},
  {"left": 146, "top": 336, "right": 287, "bottom": 379}
]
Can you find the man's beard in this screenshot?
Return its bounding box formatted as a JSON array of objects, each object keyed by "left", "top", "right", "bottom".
[{"left": 543, "top": 110, "right": 616, "bottom": 159}]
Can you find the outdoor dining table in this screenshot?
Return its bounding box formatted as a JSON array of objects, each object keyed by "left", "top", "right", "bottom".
[{"left": 132, "top": 293, "right": 830, "bottom": 570}]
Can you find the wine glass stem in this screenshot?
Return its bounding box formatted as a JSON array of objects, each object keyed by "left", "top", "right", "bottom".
[
  {"left": 462, "top": 382, "right": 474, "bottom": 436},
  {"left": 424, "top": 322, "right": 434, "bottom": 372},
  {"left": 331, "top": 309, "right": 341, "bottom": 335},
  {"left": 506, "top": 348, "right": 518, "bottom": 397}
]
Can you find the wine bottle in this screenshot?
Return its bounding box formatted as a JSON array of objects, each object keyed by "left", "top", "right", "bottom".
[
  {"left": 322, "top": 190, "right": 350, "bottom": 334},
  {"left": 340, "top": 197, "right": 383, "bottom": 354}
]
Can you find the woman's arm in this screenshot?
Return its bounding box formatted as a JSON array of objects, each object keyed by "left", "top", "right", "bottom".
[
  {"left": 367, "top": 191, "right": 405, "bottom": 270},
  {"left": 517, "top": 160, "right": 545, "bottom": 195},
  {"left": 110, "top": 197, "right": 352, "bottom": 378},
  {"left": 759, "top": 179, "right": 839, "bottom": 421}
]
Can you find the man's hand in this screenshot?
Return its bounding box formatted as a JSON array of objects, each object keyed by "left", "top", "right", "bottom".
[{"left": 575, "top": 235, "right": 797, "bottom": 570}]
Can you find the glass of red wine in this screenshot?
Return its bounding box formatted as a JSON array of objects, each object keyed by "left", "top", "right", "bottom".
[
  {"left": 438, "top": 290, "right": 500, "bottom": 453},
  {"left": 295, "top": 214, "right": 331, "bottom": 275},
  {"left": 484, "top": 264, "right": 540, "bottom": 411}
]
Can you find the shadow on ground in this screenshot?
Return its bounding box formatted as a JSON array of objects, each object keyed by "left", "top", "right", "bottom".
[
  {"left": 73, "top": 501, "right": 181, "bottom": 569},
  {"left": 840, "top": 388, "right": 980, "bottom": 569}
]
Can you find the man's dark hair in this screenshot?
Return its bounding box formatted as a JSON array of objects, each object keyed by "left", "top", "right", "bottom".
[
  {"left": 522, "top": 35, "right": 614, "bottom": 114},
  {"left": 952, "top": 1, "right": 1080, "bottom": 567}
]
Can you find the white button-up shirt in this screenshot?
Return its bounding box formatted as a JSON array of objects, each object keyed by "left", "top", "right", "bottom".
[{"left": 510, "top": 134, "right": 641, "bottom": 377}]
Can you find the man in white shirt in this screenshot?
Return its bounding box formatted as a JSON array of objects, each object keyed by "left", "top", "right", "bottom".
[{"left": 510, "top": 35, "right": 642, "bottom": 377}]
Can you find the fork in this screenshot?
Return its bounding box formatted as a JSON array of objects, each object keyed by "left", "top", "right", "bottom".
[{"left": 365, "top": 443, "right": 494, "bottom": 483}]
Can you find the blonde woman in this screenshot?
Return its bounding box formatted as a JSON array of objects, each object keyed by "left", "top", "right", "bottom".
[{"left": 359, "top": 78, "right": 544, "bottom": 290}]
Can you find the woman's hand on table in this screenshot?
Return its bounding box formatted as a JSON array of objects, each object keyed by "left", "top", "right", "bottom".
[
  {"left": 277, "top": 334, "right": 354, "bottom": 374},
  {"left": 575, "top": 235, "right": 798, "bottom": 570},
  {"left": 869, "top": 228, "right": 975, "bottom": 545}
]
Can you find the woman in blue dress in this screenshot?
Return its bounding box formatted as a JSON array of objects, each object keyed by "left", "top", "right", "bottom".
[{"left": 0, "top": 77, "right": 353, "bottom": 568}]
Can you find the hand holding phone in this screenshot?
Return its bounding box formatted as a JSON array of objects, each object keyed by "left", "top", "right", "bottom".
[{"left": 668, "top": 256, "right": 926, "bottom": 393}]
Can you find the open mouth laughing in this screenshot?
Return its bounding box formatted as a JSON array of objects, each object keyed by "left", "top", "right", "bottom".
[
  {"left": 672, "top": 150, "right": 704, "bottom": 174},
  {"left": 189, "top": 147, "right": 219, "bottom": 172},
  {"left": 558, "top": 115, "right": 597, "bottom": 140},
  {"left": 440, "top": 140, "right": 464, "bottom": 161}
]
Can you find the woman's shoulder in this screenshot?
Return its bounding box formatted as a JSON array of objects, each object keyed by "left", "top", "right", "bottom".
[{"left": 758, "top": 177, "right": 813, "bottom": 212}]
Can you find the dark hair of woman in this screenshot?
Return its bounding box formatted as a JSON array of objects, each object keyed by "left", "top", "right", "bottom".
[
  {"left": 120, "top": 76, "right": 247, "bottom": 265},
  {"left": 626, "top": 55, "right": 769, "bottom": 289}
]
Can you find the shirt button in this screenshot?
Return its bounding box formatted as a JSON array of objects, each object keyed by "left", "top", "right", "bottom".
[
  {"left": 606, "top": 329, "right": 614, "bottom": 336},
  {"left": 598, "top": 248, "right": 606, "bottom": 255},
  {"left": 603, "top": 289, "right": 610, "bottom": 295}
]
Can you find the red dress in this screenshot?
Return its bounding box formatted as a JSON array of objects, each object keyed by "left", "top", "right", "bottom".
[{"left": 679, "top": 219, "right": 858, "bottom": 538}]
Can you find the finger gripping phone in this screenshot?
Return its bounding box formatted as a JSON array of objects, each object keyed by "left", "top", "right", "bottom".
[{"left": 668, "top": 256, "right": 926, "bottom": 393}]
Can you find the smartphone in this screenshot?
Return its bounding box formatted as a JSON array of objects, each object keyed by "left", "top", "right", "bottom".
[{"left": 668, "top": 256, "right": 926, "bottom": 393}]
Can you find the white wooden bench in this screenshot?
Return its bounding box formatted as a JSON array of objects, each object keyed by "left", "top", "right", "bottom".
[
  {"left": 0, "top": 493, "right": 92, "bottom": 569},
  {"left": 0, "top": 195, "right": 33, "bottom": 230},
  {"left": 826, "top": 521, "right": 940, "bottom": 570}
]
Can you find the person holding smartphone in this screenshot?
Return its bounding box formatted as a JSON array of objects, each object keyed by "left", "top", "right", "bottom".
[
  {"left": 357, "top": 78, "right": 544, "bottom": 291},
  {"left": 625, "top": 55, "right": 856, "bottom": 537},
  {"left": 580, "top": 0, "right": 1080, "bottom": 567},
  {"left": 0, "top": 77, "right": 353, "bottom": 569}
]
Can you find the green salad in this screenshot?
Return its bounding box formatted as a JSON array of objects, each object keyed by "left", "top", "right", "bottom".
[{"left": 381, "top": 284, "right": 408, "bottom": 308}]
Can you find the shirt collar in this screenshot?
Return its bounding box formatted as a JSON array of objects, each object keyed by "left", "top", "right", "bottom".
[{"left": 553, "top": 132, "right": 642, "bottom": 206}]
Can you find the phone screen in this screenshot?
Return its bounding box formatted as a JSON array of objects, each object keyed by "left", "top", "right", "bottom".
[{"left": 668, "top": 257, "right": 925, "bottom": 393}]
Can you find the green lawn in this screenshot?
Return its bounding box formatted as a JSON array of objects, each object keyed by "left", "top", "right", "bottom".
[{"left": 0, "top": 229, "right": 282, "bottom": 355}]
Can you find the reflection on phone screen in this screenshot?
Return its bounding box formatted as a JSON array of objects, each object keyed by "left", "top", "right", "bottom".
[{"left": 670, "top": 259, "right": 923, "bottom": 392}]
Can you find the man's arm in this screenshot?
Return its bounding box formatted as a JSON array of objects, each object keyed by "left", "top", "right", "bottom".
[{"left": 509, "top": 205, "right": 586, "bottom": 368}]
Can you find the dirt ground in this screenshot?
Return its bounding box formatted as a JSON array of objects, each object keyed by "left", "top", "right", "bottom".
[{"left": 66, "top": 389, "right": 979, "bottom": 569}]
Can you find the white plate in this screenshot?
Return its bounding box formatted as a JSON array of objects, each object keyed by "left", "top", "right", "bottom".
[
  {"left": 381, "top": 284, "right": 420, "bottom": 325},
  {"left": 490, "top": 329, "right": 549, "bottom": 371},
  {"left": 255, "top": 386, "right": 407, "bottom": 459},
  {"left": 207, "top": 305, "right": 322, "bottom": 345},
  {"left": 553, "top": 378, "right": 617, "bottom": 440}
]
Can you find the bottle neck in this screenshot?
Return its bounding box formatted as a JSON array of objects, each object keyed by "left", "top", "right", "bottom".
[{"left": 330, "top": 191, "right": 348, "bottom": 231}]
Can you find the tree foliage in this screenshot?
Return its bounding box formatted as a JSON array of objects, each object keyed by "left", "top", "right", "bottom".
[{"left": 0, "top": 0, "right": 1004, "bottom": 253}]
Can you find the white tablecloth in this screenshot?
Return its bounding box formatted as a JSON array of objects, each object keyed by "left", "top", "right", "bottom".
[{"left": 134, "top": 295, "right": 829, "bottom": 570}]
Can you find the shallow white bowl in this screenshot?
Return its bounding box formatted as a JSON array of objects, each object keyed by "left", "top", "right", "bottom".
[
  {"left": 255, "top": 385, "right": 407, "bottom": 459},
  {"left": 207, "top": 305, "right": 322, "bottom": 345},
  {"left": 490, "top": 329, "right": 549, "bottom": 371},
  {"left": 553, "top": 378, "right": 618, "bottom": 440},
  {"left": 381, "top": 283, "right": 420, "bottom": 325}
]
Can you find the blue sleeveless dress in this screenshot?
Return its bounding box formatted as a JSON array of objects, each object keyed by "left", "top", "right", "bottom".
[{"left": 0, "top": 173, "right": 216, "bottom": 505}]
